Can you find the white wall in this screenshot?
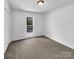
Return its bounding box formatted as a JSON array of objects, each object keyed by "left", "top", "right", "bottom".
[
  {"left": 4, "top": 0, "right": 11, "bottom": 52},
  {"left": 11, "top": 3, "right": 74, "bottom": 49},
  {"left": 43, "top": 3, "right": 74, "bottom": 49},
  {"left": 5, "top": 0, "right": 74, "bottom": 52},
  {"left": 11, "top": 10, "right": 43, "bottom": 40}
]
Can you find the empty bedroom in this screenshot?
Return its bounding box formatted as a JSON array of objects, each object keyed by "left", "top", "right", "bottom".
[{"left": 4, "top": 0, "right": 74, "bottom": 59}]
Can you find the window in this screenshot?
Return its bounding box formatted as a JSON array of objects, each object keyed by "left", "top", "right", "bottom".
[{"left": 26, "top": 17, "right": 33, "bottom": 32}]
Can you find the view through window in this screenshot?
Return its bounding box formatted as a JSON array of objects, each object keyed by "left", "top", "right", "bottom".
[{"left": 26, "top": 17, "right": 33, "bottom": 32}]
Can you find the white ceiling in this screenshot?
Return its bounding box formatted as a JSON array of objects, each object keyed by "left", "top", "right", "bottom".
[{"left": 8, "top": 0, "right": 73, "bottom": 13}]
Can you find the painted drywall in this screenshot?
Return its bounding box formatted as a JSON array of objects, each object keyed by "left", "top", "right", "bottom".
[
  {"left": 4, "top": 0, "right": 11, "bottom": 52},
  {"left": 11, "top": 10, "right": 43, "bottom": 40},
  {"left": 5, "top": 0, "right": 74, "bottom": 52},
  {"left": 8, "top": 0, "right": 73, "bottom": 13},
  {"left": 43, "top": 3, "right": 74, "bottom": 49}
]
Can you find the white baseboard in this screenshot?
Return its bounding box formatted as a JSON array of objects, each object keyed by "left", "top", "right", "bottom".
[
  {"left": 12, "top": 34, "right": 43, "bottom": 41},
  {"left": 4, "top": 41, "right": 11, "bottom": 53},
  {"left": 5, "top": 34, "right": 73, "bottom": 53},
  {"left": 44, "top": 35, "right": 74, "bottom": 49}
]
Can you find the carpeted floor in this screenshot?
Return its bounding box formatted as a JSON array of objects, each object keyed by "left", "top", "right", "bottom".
[{"left": 5, "top": 36, "right": 74, "bottom": 59}]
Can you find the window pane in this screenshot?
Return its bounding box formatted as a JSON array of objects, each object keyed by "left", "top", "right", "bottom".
[{"left": 27, "top": 17, "right": 33, "bottom": 32}]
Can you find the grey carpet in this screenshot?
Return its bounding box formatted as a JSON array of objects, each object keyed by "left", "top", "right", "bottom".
[{"left": 5, "top": 36, "right": 74, "bottom": 59}]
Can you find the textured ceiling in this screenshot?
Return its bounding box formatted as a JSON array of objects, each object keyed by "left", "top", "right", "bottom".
[{"left": 8, "top": 0, "right": 73, "bottom": 13}]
